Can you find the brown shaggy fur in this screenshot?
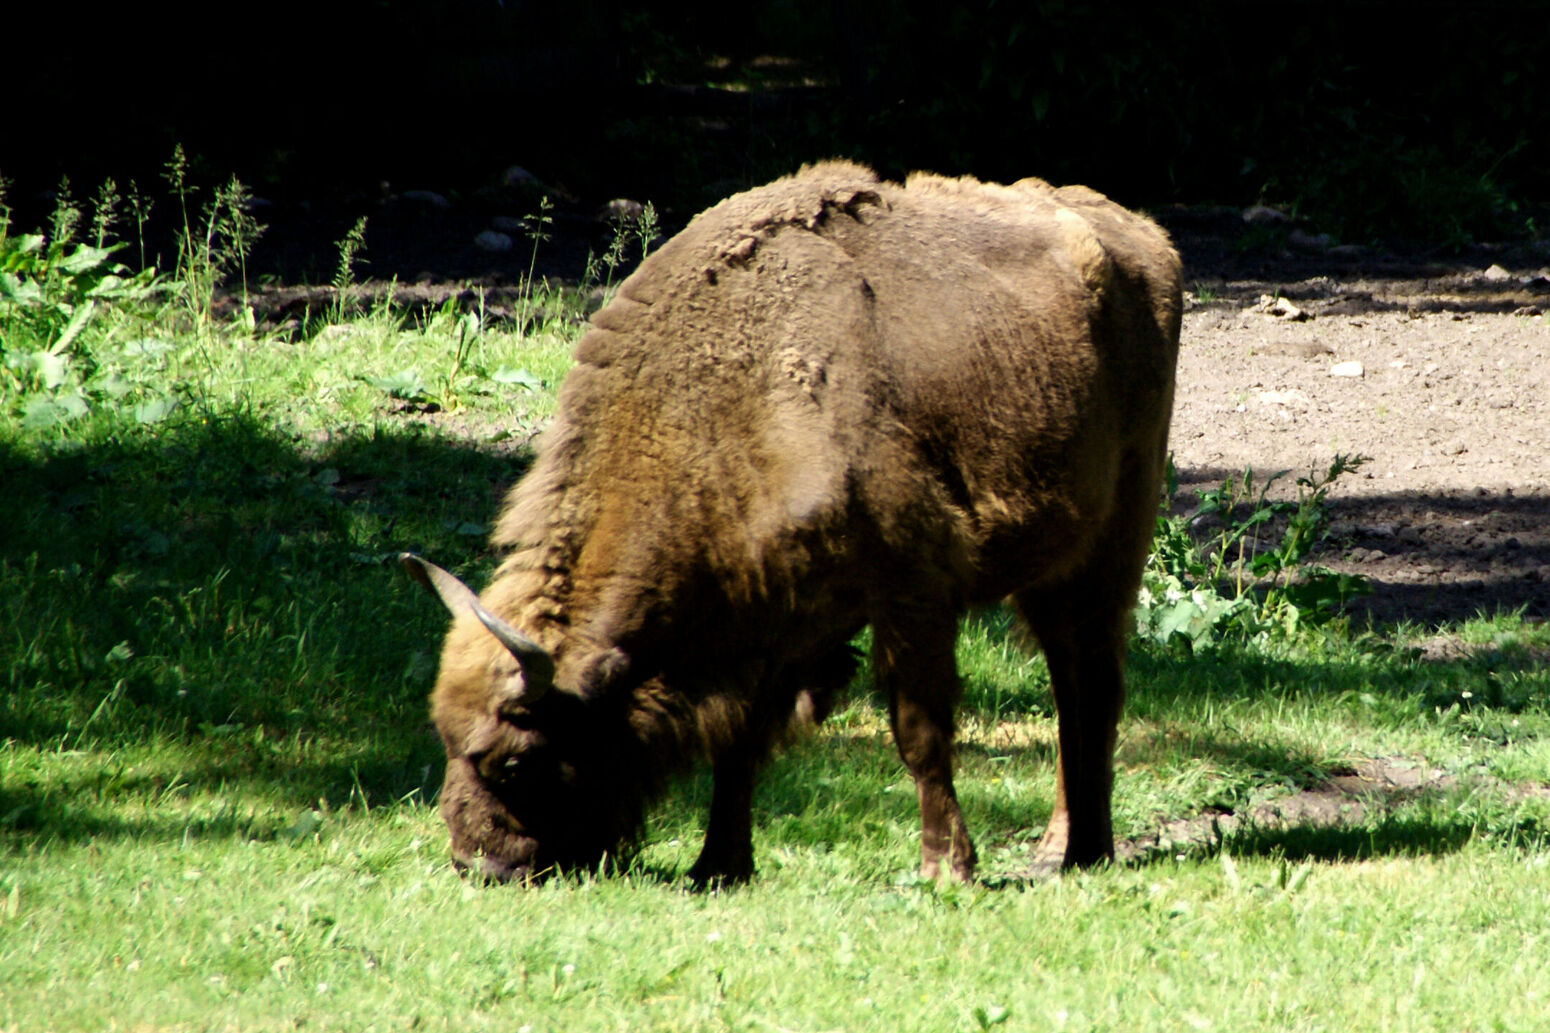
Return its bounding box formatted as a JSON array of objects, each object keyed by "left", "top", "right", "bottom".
[{"left": 425, "top": 160, "right": 1181, "bottom": 884}]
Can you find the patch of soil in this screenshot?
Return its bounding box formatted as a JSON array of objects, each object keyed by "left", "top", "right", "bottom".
[
  {"left": 1157, "top": 212, "right": 1550, "bottom": 626},
  {"left": 1112, "top": 756, "right": 1550, "bottom": 866}
]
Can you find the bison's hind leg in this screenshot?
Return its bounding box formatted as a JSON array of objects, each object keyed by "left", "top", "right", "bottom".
[
  {"left": 1015, "top": 454, "right": 1161, "bottom": 877},
  {"left": 873, "top": 607, "right": 977, "bottom": 883},
  {"left": 1016, "top": 595, "right": 1127, "bottom": 876}
]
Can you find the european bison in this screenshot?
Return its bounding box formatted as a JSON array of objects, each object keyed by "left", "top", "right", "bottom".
[{"left": 403, "top": 161, "right": 1181, "bottom": 885}]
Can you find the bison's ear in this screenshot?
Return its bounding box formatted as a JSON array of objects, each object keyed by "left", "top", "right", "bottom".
[{"left": 399, "top": 553, "right": 554, "bottom": 704}]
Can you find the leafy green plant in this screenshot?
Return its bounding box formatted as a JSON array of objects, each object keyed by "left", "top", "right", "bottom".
[
  {"left": 1135, "top": 454, "right": 1372, "bottom": 650},
  {"left": 356, "top": 292, "right": 548, "bottom": 413},
  {"left": 1, "top": 238, "right": 168, "bottom": 427},
  {"left": 1, "top": 236, "right": 158, "bottom": 348},
  {"left": 0, "top": 172, "right": 183, "bottom": 430},
  {"left": 361, "top": 365, "right": 434, "bottom": 404},
  {"left": 1132, "top": 502, "right": 1252, "bottom": 652},
  {"left": 971, "top": 1003, "right": 1011, "bottom": 1030},
  {"left": 445, "top": 293, "right": 489, "bottom": 402}
]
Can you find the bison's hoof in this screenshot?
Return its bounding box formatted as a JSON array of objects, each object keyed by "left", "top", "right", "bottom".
[
  {"left": 920, "top": 859, "right": 977, "bottom": 884},
  {"left": 685, "top": 859, "right": 754, "bottom": 891},
  {"left": 1023, "top": 850, "right": 1065, "bottom": 881},
  {"left": 1026, "top": 838, "right": 1115, "bottom": 880}
]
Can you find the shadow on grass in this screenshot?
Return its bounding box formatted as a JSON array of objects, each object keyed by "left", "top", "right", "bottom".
[
  {"left": 1217, "top": 815, "right": 1478, "bottom": 862},
  {"left": 0, "top": 741, "right": 450, "bottom": 845},
  {"left": 1, "top": 413, "right": 533, "bottom": 839},
  {"left": 988, "top": 800, "right": 1545, "bottom": 886},
  {"left": 1173, "top": 465, "right": 1550, "bottom": 628},
  {"left": 1119, "top": 805, "right": 1545, "bottom": 874}
]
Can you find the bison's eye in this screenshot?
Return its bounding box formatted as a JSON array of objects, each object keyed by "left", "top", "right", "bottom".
[
  {"left": 471, "top": 749, "right": 527, "bottom": 784},
  {"left": 463, "top": 719, "right": 548, "bottom": 780},
  {"left": 479, "top": 740, "right": 550, "bottom": 786}
]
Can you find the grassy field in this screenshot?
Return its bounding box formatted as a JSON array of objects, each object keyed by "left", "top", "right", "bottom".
[{"left": 4, "top": 208, "right": 1550, "bottom": 1031}]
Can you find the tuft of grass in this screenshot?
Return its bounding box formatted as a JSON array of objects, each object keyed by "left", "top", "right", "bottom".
[
  {"left": 517, "top": 196, "right": 553, "bottom": 336},
  {"left": 580, "top": 199, "right": 661, "bottom": 307},
  {"left": 126, "top": 179, "right": 154, "bottom": 270},
  {"left": 89, "top": 178, "right": 119, "bottom": 250},
  {"left": 161, "top": 145, "right": 267, "bottom": 328},
  {"left": 0, "top": 170, "right": 12, "bottom": 242}
]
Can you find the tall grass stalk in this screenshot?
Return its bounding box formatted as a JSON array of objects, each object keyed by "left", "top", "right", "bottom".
[
  {"left": 0, "top": 170, "right": 12, "bottom": 243},
  {"left": 48, "top": 175, "right": 81, "bottom": 246},
  {"left": 518, "top": 196, "right": 553, "bottom": 336},
  {"left": 90, "top": 178, "right": 120, "bottom": 249},
  {"left": 331, "top": 216, "right": 369, "bottom": 323},
  {"left": 162, "top": 143, "right": 201, "bottom": 315},
  {"left": 127, "top": 179, "right": 153, "bottom": 271},
  {"left": 216, "top": 177, "right": 264, "bottom": 314}
]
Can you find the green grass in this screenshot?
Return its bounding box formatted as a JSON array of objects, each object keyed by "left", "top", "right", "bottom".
[
  {"left": 5, "top": 251, "right": 1550, "bottom": 1030},
  {"left": 6, "top": 637, "right": 1550, "bottom": 1031}
]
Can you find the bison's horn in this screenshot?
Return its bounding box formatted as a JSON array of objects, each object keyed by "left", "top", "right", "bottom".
[{"left": 398, "top": 553, "right": 554, "bottom": 704}]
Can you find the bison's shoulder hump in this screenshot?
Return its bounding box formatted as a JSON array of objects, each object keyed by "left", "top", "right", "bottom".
[{"left": 620, "top": 162, "right": 889, "bottom": 289}]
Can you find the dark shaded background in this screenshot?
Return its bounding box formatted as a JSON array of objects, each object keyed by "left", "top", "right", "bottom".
[{"left": 8, "top": 1, "right": 1548, "bottom": 252}]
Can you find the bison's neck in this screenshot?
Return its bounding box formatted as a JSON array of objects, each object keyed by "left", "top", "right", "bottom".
[{"left": 483, "top": 469, "right": 704, "bottom": 690}]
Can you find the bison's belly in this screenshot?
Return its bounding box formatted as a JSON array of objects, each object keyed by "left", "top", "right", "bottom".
[{"left": 965, "top": 510, "right": 1104, "bottom": 603}]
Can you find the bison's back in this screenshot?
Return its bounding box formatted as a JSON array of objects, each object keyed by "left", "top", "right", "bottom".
[
  {"left": 850, "top": 171, "right": 1181, "bottom": 598},
  {"left": 501, "top": 161, "right": 1180, "bottom": 627}
]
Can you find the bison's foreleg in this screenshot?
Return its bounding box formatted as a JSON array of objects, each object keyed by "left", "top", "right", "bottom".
[
  {"left": 686, "top": 751, "right": 757, "bottom": 888},
  {"left": 874, "top": 613, "right": 977, "bottom": 882},
  {"left": 1018, "top": 581, "right": 1135, "bottom": 877}
]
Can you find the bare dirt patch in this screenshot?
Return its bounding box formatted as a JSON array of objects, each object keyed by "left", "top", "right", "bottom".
[
  {"left": 1112, "top": 756, "right": 1550, "bottom": 866},
  {"left": 1160, "top": 213, "right": 1550, "bottom": 626}
]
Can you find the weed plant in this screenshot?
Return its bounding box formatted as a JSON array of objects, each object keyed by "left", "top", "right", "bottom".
[
  {"left": 1, "top": 177, "right": 171, "bottom": 431},
  {"left": 162, "top": 146, "right": 266, "bottom": 327},
  {"left": 518, "top": 196, "right": 553, "bottom": 335},
  {"left": 330, "top": 216, "right": 368, "bottom": 323},
  {"left": 1135, "top": 455, "right": 1373, "bottom": 652},
  {"left": 0, "top": 150, "right": 587, "bottom": 439},
  {"left": 580, "top": 199, "right": 660, "bottom": 305}
]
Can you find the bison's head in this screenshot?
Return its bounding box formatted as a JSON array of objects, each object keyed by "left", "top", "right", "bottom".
[{"left": 402, "top": 554, "right": 642, "bottom": 883}]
